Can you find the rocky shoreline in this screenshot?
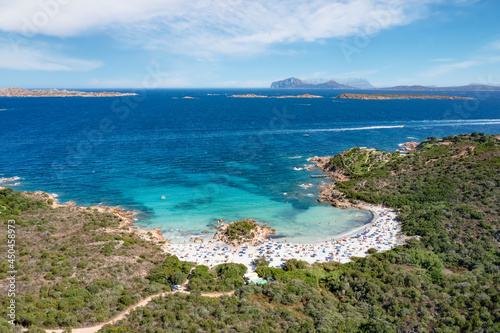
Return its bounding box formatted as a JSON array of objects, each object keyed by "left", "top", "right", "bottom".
[
  {"left": 308, "top": 156, "right": 358, "bottom": 209},
  {"left": 23, "top": 190, "right": 170, "bottom": 249},
  {"left": 213, "top": 219, "right": 276, "bottom": 246},
  {"left": 335, "top": 93, "right": 473, "bottom": 100},
  {"left": 0, "top": 87, "right": 138, "bottom": 98},
  {"left": 229, "top": 93, "right": 322, "bottom": 98}
]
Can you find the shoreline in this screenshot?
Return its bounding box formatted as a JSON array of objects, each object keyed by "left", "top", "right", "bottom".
[
  {"left": 43, "top": 192, "right": 171, "bottom": 250},
  {"left": 3, "top": 158, "right": 405, "bottom": 271},
  {"left": 159, "top": 154, "right": 406, "bottom": 270},
  {"left": 164, "top": 204, "right": 403, "bottom": 271}
]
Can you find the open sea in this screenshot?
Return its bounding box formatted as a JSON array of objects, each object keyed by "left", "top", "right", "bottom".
[{"left": 1, "top": 89, "right": 499, "bottom": 242}]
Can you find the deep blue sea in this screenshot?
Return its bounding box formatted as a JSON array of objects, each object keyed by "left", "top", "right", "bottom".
[{"left": 1, "top": 89, "right": 499, "bottom": 242}]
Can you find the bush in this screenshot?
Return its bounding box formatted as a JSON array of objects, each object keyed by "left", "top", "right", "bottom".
[
  {"left": 119, "top": 295, "right": 135, "bottom": 307},
  {"left": 77, "top": 259, "right": 88, "bottom": 269},
  {"left": 223, "top": 220, "right": 257, "bottom": 242},
  {"left": 252, "top": 256, "right": 269, "bottom": 267},
  {"left": 283, "top": 259, "right": 308, "bottom": 271},
  {"left": 170, "top": 271, "right": 187, "bottom": 285},
  {"left": 147, "top": 255, "right": 194, "bottom": 285}
]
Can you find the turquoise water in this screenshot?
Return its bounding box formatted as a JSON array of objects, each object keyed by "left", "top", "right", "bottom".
[{"left": 1, "top": 89, "right": 499, "bottom": 242}]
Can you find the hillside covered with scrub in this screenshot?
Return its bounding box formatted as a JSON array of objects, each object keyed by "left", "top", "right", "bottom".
[{"left": 0, "top": 133, "right": 499, "bottom": 332}]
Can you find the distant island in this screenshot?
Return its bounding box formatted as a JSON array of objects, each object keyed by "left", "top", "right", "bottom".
[
  {"left": 382, "top": 84, "right": 500, "bottom": 91},
  {"left": 271, "top": 77, "right": 500, "bottom": 91},
  {"left": 271, "top": 77, "right": 353, "bottom": 89},
  {"left": 229, "top": 93, "right": 322, "bottom": 98},
  {"left": 0, "top": 87, "right": 138, "bottom": 97},
  {"left": 335, "top": 93, "right": 474, "bottom": 100}
]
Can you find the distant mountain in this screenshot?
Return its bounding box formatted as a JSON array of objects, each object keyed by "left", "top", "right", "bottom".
[
  {"left": 270, "top": 77, "right": 352, "bottom": 89},
  {"left": 382, "top": 84, "right": 500, "bottom": 91},
  {"left": 305, "top": 78, "right": 375, "bottom": 89},
  {"left": 333, "top": 78, "right": 375, "bottom": 89},
  {"left": 270, "top": 77, "right": 307, "bottom": 89},
  {"left": 270, "top": 77, "right": 500, "bottom": 91}
]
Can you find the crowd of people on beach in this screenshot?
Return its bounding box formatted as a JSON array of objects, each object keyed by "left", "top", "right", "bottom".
[{"left": 166, "top": 206, "right": 404, "bottom": 270}]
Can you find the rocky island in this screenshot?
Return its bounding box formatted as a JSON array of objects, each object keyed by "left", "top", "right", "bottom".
[
  {"left": 335, "top": 93, "right": 473, "bottom": 100},
  {"left": 0, "top": 87, "right": 138, "bottom": 97},
  {"left": 276, "top": 94, "right": 322, "bottom": 98},
  {"left": 229, "top": 93, "right": 322, "bottom": 98},
  {"left": 229, "top": 94, "right": 268, "bottom": 98},
  {"left": 213, "top": 219, "right": 275, "bottom": 246}
]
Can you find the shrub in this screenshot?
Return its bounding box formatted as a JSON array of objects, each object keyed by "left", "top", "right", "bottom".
[{"left": 77, "top": 259, "right": 88, "bottom": 269}]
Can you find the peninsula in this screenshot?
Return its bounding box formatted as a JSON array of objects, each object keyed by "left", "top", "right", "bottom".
[
  {"left": 335, "top": 93, "right": 473, "bottom": 100},
  {"left": 0, "top": 87, "right": 138, "bottom": 97}
]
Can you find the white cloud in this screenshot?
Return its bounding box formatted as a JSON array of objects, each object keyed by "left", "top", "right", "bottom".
[
  {"left": 0, "top": 38, "right": 102, "bottom": 71},
  {"left": 422, "top": 39, "right": 500, "bottom": 78},
  {"left": 422, "top": 60, "right": 478, "bottom": 77},
  {"left": 0, "top": 0, "right": 444, "bottom": 56},
  {"left": 486, "top": 40, "right": 500, "bottom": 50}
]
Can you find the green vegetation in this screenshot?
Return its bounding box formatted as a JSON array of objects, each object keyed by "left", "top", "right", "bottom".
[
  {"left": 189, "top": 263, "right": 247, "bottom": 292},
  {"left": 222, "top": 219, "right": 257, "bottom": 242},
  {"left": 1, "top": 133, "right": 498, "bottom": 332},
  {"left": 328, "top": 147, "right": 393, "bottom": 177},
  {"left": 101, "top": 292, "right": 313, "bottom": 333},
  {"left": 147, "top": 254, "right": 195, "bottom": 286},
  {"left": 102, "top": 134, "right": 500, "bottom": 332},
  {"left": 252, "top": 256, "right": 270, "bottom": 267},
  {"left": 334, "top": 133, "right": 499, "bottom": 273},
  {"left": 0, "top": 188, "right": 169, "bottom": 329}
]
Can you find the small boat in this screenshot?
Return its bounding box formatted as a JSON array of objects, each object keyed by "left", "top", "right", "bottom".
[{"left": 303, "top": 134, "right": 310, "bottom": 137}]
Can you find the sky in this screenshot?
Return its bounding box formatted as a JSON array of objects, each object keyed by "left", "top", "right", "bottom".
[{"left": 0, "top": 0, "right": 499, "bottom": 89}]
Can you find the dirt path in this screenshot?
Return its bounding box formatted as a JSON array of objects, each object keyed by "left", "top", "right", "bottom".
[{"left": 38, "top": 272, "right": 234, "bottom": 333}]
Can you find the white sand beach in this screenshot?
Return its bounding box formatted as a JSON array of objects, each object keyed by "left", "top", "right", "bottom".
[{"left": 165, "top": 204, "right": 405, "bottom": 271}]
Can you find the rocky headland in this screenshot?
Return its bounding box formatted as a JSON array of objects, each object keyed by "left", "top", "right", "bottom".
[
  {"left": 21, "top": 189, "right": 169, "bottom": 247},
  {"left": 309, "top": 147, "right": 393, "bottom": 209},
  {"left": 309, "top": 156, "right": 355, "bottom": 209}
]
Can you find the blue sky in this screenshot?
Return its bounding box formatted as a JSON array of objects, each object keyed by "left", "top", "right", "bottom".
[{"left": 0, "top": 0, "right": 499, "bottom": 88}]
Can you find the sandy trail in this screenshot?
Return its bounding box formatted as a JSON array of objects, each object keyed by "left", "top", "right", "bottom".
[{"left": 37, "top": 273, "right": 234, "bottom": 333}]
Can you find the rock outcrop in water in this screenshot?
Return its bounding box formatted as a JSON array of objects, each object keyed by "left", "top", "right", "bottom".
[{"left": 213, "top": 220, "right": 275, "bottom": 246}]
